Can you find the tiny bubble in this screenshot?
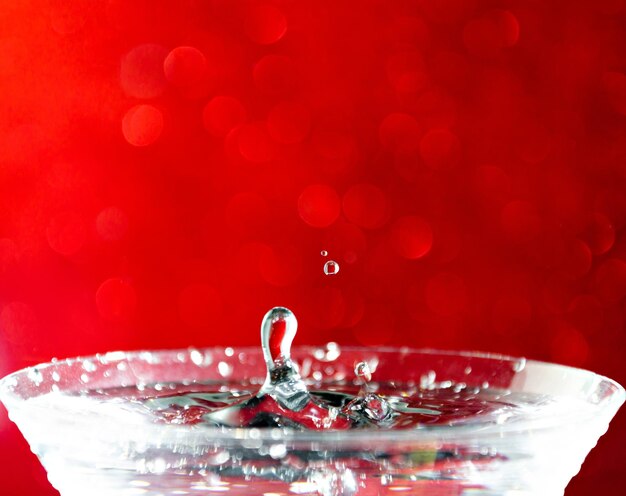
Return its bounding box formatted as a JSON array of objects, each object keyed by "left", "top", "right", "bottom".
[
  {"left": 320, "top": 250, "right": 328, "bottom": 256},
  {"left": 323, "top": 260, "right": 340, "bottom": 275}
]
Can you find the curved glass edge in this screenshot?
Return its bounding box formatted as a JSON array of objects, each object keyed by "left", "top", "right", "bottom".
[{"left": 0, "top": 346, "right": 624, "bottom": 445}]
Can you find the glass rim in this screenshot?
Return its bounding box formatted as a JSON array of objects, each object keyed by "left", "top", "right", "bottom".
[{"left": 1, "top": 346, "right": 624, "bottom": 445}]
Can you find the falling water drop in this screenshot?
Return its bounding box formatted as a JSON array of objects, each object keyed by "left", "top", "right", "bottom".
[
  {"left": 321, "top": 250, "right": 328, "bottom": 257},
  {"left": 354, "top": 361, "right": 372, "bottom": 384},
  {"left": 323, "top": 260, "right": 340, "bottom": 275}
]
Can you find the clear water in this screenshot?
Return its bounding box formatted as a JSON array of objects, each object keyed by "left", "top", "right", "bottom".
[
  {"left": 22, "top": 380, "right": 591, "bottom": 496},
  {"left": 323, "top": 260, "right": 339, "bottom": 275},
  {"left": 79, "top": 381, "right": 556, "bottom": 429},
  {"left": 2, "top": 307, "right": 615, "bottom": 496}
]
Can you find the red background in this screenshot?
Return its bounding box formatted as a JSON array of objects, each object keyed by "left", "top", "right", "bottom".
[{"left": 1, "top": 0, "right": 626, "bottom": 493}]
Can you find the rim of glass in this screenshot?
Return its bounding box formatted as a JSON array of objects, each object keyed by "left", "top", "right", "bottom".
[{"left": 0, "top": 346, "right": 624, "bottom": 445}]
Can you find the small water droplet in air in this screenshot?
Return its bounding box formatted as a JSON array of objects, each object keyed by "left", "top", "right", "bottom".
[
  {"left": 321, "top": 250, "right": 328, "bottom": 256},
  {"left": 323, "top": 260, "right": 340, "bottom": 275},
  {"left": 354, "top": 361, "right": 372, "bottom": 383}
]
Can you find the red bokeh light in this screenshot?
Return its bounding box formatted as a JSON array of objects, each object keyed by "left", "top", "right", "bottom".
[
  {"left": 202, "top": 96, "right": 247, "bottom": 138},
  {"left": 342, "top": 184, "right": 390, "bottom": 229},
  {"left": 390, "top": 215, "right": 434, "bottom": 259},
  {"left": 297, "top": 184, "right": 341, "bottom": 228},
  {"left": 244, "top": 4, "right": 288, "bottom": 45},
  {"left": 95, "top": 278, "right": 137, "bottom": 322},
  {"left": 121, "top": 104, "right": 164, "bottom": 146},
  {"left": 163, "top": 46, "right": 212, "bottom": 99}
]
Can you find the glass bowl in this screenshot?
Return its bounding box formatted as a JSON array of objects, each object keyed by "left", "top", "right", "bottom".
[{"left": 0, "top": 346, "right": 623, "bottom": 496}]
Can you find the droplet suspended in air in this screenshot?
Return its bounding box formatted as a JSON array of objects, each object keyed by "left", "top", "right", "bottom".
[
  {"left": 324, "top": 260, "right": 340, "bottom": 275},
  {"left": 354, "top": 361, "right": 372, "bottom": 383},
  {"left": 321, "top": 250, "right": 328, "bottom": 257}
]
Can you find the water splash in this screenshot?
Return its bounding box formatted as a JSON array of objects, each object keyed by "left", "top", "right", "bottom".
[
  {"left": 354, "top": 361, "right": 372, "bottom": 384},
  {"left": 203, "top": 307, "right": 351, "bottom": 429},
  {"left": 258, "top": 307, "right": 309, "bottom": 411},
  {"left": 345, "top": 361, "right": 393, "bottom": 424}
]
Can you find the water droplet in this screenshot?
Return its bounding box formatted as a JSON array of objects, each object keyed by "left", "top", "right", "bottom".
[
  {"left": 320, "top": 250, "right": 328, "bottom": 256},
  {"left": 27, "top": 368, "right": 43, "bottom": 386},
  {"left": 323, "top": 260, "right": 340, "bottom": 275},
  {"left": 218, "top": 361, "right": 233, "bottom": 377},
  {"left": 362, "top": 393, "right": 392, "bottom": 422},
  {"left": 146, "top": 457, "right": 167, "bottom": 474},
  {"left": 190, "top": 349, "right": 204, "bottom": 366},
  {"left": 512, "top": 357, "right": 526, "bottom": 372},
  {"left": 381, "top": 474, "right": 392, "bottom": 486},
  {"left": 315, "top": 342, "right": 341, "bottom": 362},
  {"left": 269, "top": 444, "right": 287, "bottom": 459},
  {"left": 208, "top": 450, "right": 230, "bottom": 465},
  {"left": 354, "top": 361, "right": 372, "bottom": 383},
  {"left": 82, "top": 360, "right": 97, "bottom": 372},
  {"left": 51, "top": 371, "right": 61, "bottom": 382},
  {"left": 420, "top": 370, "right": 436, "bottom": 389}
]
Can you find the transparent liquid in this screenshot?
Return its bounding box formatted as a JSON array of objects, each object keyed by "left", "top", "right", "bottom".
[
  {"left": 2, "top": 307, "right": 620, "bottom": 495},
  {"left": 21, "top": 379, "right": 595, "bottom": 496},
  {"left": 77, "top": 381, "right": 556, "bottom": 429}
]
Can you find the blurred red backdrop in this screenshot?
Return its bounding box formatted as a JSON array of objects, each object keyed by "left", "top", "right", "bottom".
[{"left": 1, "top": 0, "right": 626, "bottom": 493}]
